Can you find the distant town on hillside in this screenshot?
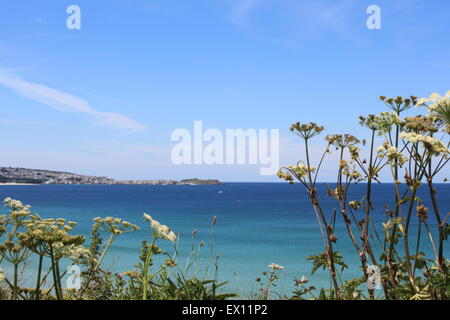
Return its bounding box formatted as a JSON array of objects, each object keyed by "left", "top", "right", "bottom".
[{"left": 0, "top": 167, "right": 223, "bottom": 185}]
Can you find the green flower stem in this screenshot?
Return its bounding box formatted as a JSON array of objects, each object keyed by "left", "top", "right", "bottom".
[
  {"left": 95, "top": 233, "right": 115, "bottom": 271},
  {"left": 413, "top": 221, "right": 422, "bottom": 276},
  {"left": 49, "top": 247, "right": 62, "bottom": 300},
  {"left": 55, "top": 258, "right": 63, "bottom": 299},
  {"left": 403, "top": 187, "right": 418, "bottom": 293},
  {"left": 79, "top": 233, "right": 116, "bottom": 297},
  {"left": 13, "top": 263, "right": 18, "bottom": 300},
  {"left": 35, "top": 254, "right": 44, "bottom": 300},
  {"left": 303, "top": 140, "right": 340, "bottom": 298},
  {"left": 426, "top": 177, "right": 445, "bottom": 272},
  {"left": 142, "top": 236, "right": 157, "bottom": 300}
]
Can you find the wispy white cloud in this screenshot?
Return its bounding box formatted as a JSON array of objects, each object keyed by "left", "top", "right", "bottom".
[
  {"left": 225, "top": 0, "right": 360, "bottom": 40},
  {"left": 0, "top": 71, "right": 147, "bottom": 133},
  {"left": 228, "top": 0, "right": 260, "bottom": 25},
  {"left": 313, "top": 0, "right": 358, "bottom": 32}
]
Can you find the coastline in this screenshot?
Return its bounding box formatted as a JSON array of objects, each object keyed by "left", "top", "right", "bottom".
[{"left": 0, "top": 183, "right": 37, "bottom": 186}]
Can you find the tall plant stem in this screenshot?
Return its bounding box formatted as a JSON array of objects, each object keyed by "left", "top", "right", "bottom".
[
  {"left": 363, "top": 130, "right": 375, "bottom": 257},
  {"left": 35, "top": 254, "right": 44, "bottom": 300},
  {"left": 337, "top": 148, "right": 374, "bottom": 299},
  {"left": 50, "top": 247, "right": 62, "bottom": 300},
  {"left": 13, "top": 263, "right": 19, "bottom": 300},
  {"left": 426, "top": 178, "right": 445, "bottom": 272},
  {"left": 305, "top": 139, "right": 340, "bottom": 298},
  {"left": 423, "top": 222, "right": 439, "bottom": 262},
  {"left": 362, "top": 131, "right": 380, "bottom": 266},
  {"left": 304, "top": 139, "right": 314, "bottom": 185},
  {"left": 95, "top": 233, "right": 115, "bottom": 271},
  {"left": 55, "top": 258, "right": 63, "bottom": 299},
  {"left": 386, "top": 119, "right": 401, "bottom": 297},
  {"left": 79, "top": 233, "right": 115, "bottom": 297},
  {"left": 413, "top": 221, "right": 422, "bottom": 276},
  {"left": 403, "top": 187, "right": 418, "bottom": 293},
  {"left": 142, "top": 236, "right": 157, "bottom": 300}
]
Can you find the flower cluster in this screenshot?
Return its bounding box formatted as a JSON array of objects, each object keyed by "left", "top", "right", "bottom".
[
  {"left": 417, "top": 91, "right": 450, "bottom": 109},
  {"left": 0, "top": 214, "right": 6, "bottom": 236},
  {"left": 404, "top": 115, "right": 439, "bottom": 134},
  {"left": 348, "top": 146, "right": 360, "bottom": 160},
  {"left": 294, "top": 275, "right": 309, "bottom": 287},
  {"left": 339, "top": 160, "right": 363, "bottom": 181},
  {"left": 400, "top": 133, "right": 449, "bottom": 155},
  {"left": 416, "top": 91, "right": 450, "bottom": 127},
  {"left": 327, "top": 186, "right": 346, "bottom": 200},
  {"left": 289, "top": 164, "right": 316, "bottom": 179},
  {"left": 378, "top": 112, "right": 403, "bottom": 134},
  {"left": 416, "top": 205, "right": 429, "bottom": 223},
  {"left": 3, "top": 198, "right": 30, "bottom": 211},
  {"left": 359, "top": 114, "right": 380, "bottom": 130},
  {"left": 61, "top": 244, "right": 91, "bottom": 263},
  {"left": 0, "top": 240, "right": 23, "bottom": 257},
  {"left": 0, "top": 199, "right": 34, "bottom": 265},
  {"left": 123, "top": 270, "right": 139, "bottom": 279},
  {"left": 3, "top": 198, "right": 31, "bottom": 222},
  {"left": 360, "top": 112, "right": 405, "bottom": 135},
  {"left": 92, "top": 217, "right": 139, "bottom": 235},
  {"left": 268, "top": 263, "right": 284, "bottom": 271},
  {"left": 377, "top": 143, "right": 408, "bottom": 166},
  {"left": 18, "top": 217, "right": 86, "bottom": 259},
  {"left": 278, "top": 164, "right": 316, "bottom": 183},
  {"left": 143, "top": 213, "right": 177, "bottom": 242},
  {"left": 277, "top": 170, "right": 294, "bottom": 183},
  {"left": 348, "top": 200, "right": 363, "bottom": 210},
  {"left": 0, "top": 267, "right": 4, "bottom": 282},
  {"left": 326, "top": 134, "right": 359, "bottom": 149},
  {"left": 380, "top": 95, "right": 417, "bottom": 113},
  {"left": 290, "top": 122, "right": 324, "bottom": 140},
  {"left": 347, "top": 169, "right": 363, "bottom": 181}
]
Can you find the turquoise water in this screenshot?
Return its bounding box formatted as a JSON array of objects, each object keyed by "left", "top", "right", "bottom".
[{"left": 0, "top": 183, "right": 448, "bottom": 297}]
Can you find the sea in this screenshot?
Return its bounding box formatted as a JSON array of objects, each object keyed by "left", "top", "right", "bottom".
[{"left": 0, "top": 183, "right": 448, "bottom": 298}]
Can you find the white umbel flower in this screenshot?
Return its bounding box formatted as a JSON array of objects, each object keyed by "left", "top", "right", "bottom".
[
  {"left": 400, "top": 133, "right": 449, "bottom": 155},
  {"left": 143, "top": 213, "right": 177, "bottom": 242},
  {"left": 268, "top": 263, "right": 285, "bottom": 270}
]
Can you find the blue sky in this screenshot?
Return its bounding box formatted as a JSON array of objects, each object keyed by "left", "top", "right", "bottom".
[{"left": 0, "top": 0, "right": 449, "bottom": 181}]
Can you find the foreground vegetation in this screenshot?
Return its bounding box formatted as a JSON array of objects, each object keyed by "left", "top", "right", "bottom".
[
  {"left": 279, "top": 91, "right": 449, "bottom": 300},
  {"left": 0, "top": 91, "right": 449, "bottom": 300},
  {"left": 0, "top": 201, "right": 235, "bottom": 300}
]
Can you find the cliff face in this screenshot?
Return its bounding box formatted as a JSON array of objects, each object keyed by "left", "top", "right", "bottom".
[{"left": 0, "top": 167, "right": 223, "bottom": 185}]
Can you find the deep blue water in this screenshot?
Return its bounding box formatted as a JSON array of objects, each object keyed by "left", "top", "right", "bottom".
[{"left": 0, "top": 183, "right": 448, "bottom": 297}]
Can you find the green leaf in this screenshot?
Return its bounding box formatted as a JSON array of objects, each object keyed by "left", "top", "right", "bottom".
[{"left": 443, "top": 223, "right": 450, "bottom": 241}]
